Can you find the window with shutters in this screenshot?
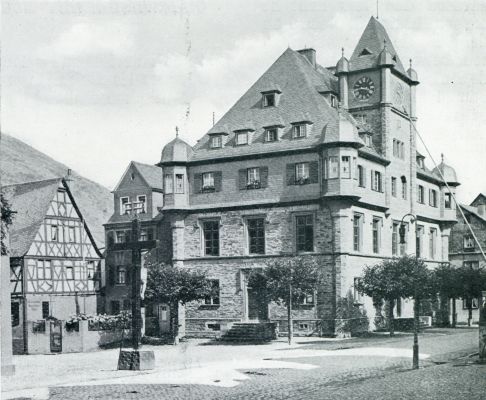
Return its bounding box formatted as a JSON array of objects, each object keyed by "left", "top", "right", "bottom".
[
  {"left": 195, "top": 171, "right": 222, "bottom": 193},
  {"left": 247, "top": 217, "right": 265, "bottom": 254},
  {"left": 202, "top": 172, "right": 214, "bottom": 190},
  {"left": 295, "top": 214, "right": 314, "bottom": 252},
  {"left": 295, "top": 162, "right": 309, "bottom": 184},
  {"left": 391, "top": 177, "right": 397, "bottom": 197},
  {"left": 247, "top": 167, "right": 261, "bottom": 189},
  {"left": 203, "top": 220, "right": 220, "bottom": 256},
  {"left": 357, "top": 165, "right": 365, "bottom": 187}
]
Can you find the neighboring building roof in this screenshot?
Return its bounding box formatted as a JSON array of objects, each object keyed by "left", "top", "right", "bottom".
[
  {"left": 2, "top": 178, "right": 101, "bottom": 258},
  {"left": 349, "top": 16, "right": 407, "bottom": 76},
  {"left": 132, "top": 162, "right": 163, "bottom": 191},
  {"left": 190, "top": 47, "right": 359, "bottom": 162},
  {"left": 470, "top": 193, "right": 486, "bottom": 207},
  {"left": 460, "top": 204, "right": 486, "bottom": 223}
]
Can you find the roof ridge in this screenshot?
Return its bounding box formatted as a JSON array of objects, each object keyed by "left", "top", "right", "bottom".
[{"left": 2, "top": 177, "right": 62, "bottom": 191}]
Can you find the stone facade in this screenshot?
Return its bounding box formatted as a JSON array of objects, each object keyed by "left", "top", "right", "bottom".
[{"left": 106, "top": 16, "right": 460, "bottom": 338}]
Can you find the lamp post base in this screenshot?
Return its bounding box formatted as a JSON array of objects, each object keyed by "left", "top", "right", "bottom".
[{"left": 117, "top": 349, "right": 155, "bottom": 371}]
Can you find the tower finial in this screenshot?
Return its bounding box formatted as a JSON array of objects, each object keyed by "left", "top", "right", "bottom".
[
  {"left": 341, "top": 47, "right": 344, "bottom": 57},
  {"left": 383, "top": 38, "right": 387, "bottom": 50},
  {"left": 441, "top": 153, "right": 444, "bottom": 164},
  {"left": 175, "top": 126, "right": 179, "bottom": 138},
  {"left": 212, "top": 112, "right": 215, "bottom": 127},
  {"left": 376, "top": 0, "right": 379, "bottom": 19},
  {"left": 409, "top": 58, "right": 413, "bottom": 69}
]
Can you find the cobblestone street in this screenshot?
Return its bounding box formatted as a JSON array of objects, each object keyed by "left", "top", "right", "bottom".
[{"left": 3, "top": 328, "right": 484, "bottom": 400}]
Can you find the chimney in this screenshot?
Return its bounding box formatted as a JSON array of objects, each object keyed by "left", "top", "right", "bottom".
[{"left": 297, "top": 48, "right": 316, "bottom": 68}]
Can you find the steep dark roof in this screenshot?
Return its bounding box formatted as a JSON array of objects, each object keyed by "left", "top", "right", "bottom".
[
  {"left": 2, "top": 178, "right": 101, "bottom": 258},
  {"left": 132, "top": 162, "right": 163, "bottom": 191},
  {"left": 2, "top": 178, "right": 61, "bottom": 257},
  {"left": 460, "top": 204, "right": 486, "bottom": 223},
  {"left": 191, "top": 48, "right": 358, "bottom": 162},
  {"left": 349, "top": 16, "right": 406, "bottom": 75}
]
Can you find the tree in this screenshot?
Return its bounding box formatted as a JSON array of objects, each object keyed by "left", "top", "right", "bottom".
[
  {"left": 1, "top": 193, "right": 14, "bottom": 256},
  {"left": 248, "top": 256, "right": 320, "bottom": 345},
  {"left": 144, "top": 263, "right": 212, "bottom": 344},
  {"left": 432, "top": 263, "right": 463, "bottom": 327},
  {"left": 356, "top": 255, "right": 434, "bottom": 369},
  {"left": 457, "top": 263, "right": 486, "bottom": 327}
]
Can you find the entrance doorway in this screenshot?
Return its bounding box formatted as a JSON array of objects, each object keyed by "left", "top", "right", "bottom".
[
  {"left": 247, "top": 288, "right": 268, "bottom": 321},
  {"left": 157, "top": 304, "right": 170, "bottom": 334},
  {"left": 50, "top": 320, "right": 62, "bottom": 352}
]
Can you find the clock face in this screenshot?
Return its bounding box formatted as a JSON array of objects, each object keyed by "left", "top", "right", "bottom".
[
  {"left": 353, "top": 76, "right": 375, "bottom": 100},
  {"left": 394, "top": 83, "right": 404, "bottom": 106}
]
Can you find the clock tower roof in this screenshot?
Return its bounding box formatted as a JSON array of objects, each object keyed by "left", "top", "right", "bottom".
[{"left": 349, "top": 16, "right": 406, "bottom": 75}]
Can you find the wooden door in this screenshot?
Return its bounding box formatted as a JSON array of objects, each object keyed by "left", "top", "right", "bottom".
[
  {"left": 157, "top": 304, "right": 170, "bottom": 334},
  {"left": 247, "top": 288, "right": 268, "bottom": 321},
  {"left": 50, "top": 320, "right": 62, "bottom": 352}
]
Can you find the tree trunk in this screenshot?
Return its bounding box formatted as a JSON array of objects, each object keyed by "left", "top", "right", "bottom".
[
  {"left": 170, "top": 301, "right": 179, "bottom": 345},
  {"left": 413, "top": 297, "right": 420, "bottom": 369},
  {"left": 287, "top": 283, "right": 293, "bottom": 345},
  {"left": 388, "top": 299, "right": 395, "bottom": 337},
  {"left": 451, "top": 297, "right": 457, "bottom": 328},
  {"left": 468, "top": 299, "right": 473, "bottom": 327}
]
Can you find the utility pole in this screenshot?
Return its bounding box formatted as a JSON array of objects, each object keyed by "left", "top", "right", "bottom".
[{"left": 480, "top": 291, "right": 486, "bottom": 363}]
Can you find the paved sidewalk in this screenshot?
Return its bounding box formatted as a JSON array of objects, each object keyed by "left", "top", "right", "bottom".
[{"left": 1, "top": 328, "right": 479, "bottom": 400}]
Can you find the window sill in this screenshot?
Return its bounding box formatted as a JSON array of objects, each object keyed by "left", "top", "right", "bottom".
[{"left": 199, "top": 304, "right": 220, "bottom": 309}]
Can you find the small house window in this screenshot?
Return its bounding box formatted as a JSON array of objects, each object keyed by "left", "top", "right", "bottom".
[
  {"left": 293, "top": 124, "right": 307, "bottom": 138},
  {"left": 236, "top": 132, "right": 248, "bottom": 145},
  {"left": 417, "top": 185, "right": 425, "bottom": 204},
  {"left": 210, "top": 135, "right": 222, "bottom": 149},
  {"left": 341, "top": 156, "right": 351, "bottom": 178},
  {"left": 328, "top": 157, "right": 339, "bottom": 179},
  {"left": 204, "top": 280, "right": 220, "bottom": 305},
  {"left": 164, "top": 174, "right": 173, "bottom": 194},
  {"left": 50, "top": 225, "right": 59, "bottom": 242},
  {"left": 134, "top": 195, "right": 146, "bottom": 213},
  {"left": 116, "top": 266, "right": 126, "bottom": 285},
  {"left": 42, "top": 301, "right": 50, "bottom": 319},
  {"left": 202, "top": 172, "right": 215, "bottom": 190},
  {"left": 265, "top": 128, "right": 278, "bottom": 142},
  {"left": 391, "top": 177, "right": 397, "bottom": 197},
  {"left": 330, "top": 95, "right": 337, "bottom": 108},
  {"left": 68, "top": 226, "right": 76, "bottom": 243},
  {"left": 295, "top": 162, "right": 310, "bottom": 184},
  {"left": 66, "top": 266, "right": 74, "bottom": 280},
  {"left": 358, "top": 165, "right": 365, "bottom": 187},
  {"left": 445, "top": 193, "right": 452, "bottom": 209},
  {"left": 120, "top": 197, "right": 130, "bottom": 215},
  {"left": 262, "top": 93, "right": 275, "bottom": 107},
  {"left": 464, "top": 235, "right": 475, "bottom": 249},
  {"left": 175, "top": 174, "right": 184, "bottom": 194}
]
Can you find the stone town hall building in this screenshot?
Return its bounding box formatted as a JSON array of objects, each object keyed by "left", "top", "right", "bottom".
[{"left": 105, "top": 17, "right": 459, "bottom": 337}]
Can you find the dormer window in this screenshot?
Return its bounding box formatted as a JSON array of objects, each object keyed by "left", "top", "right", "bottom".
[
  {"left": 236, "top": 132, "right": 248, "bottom": 146},
  {"left": 417, "top": 157, "right": 425, "bottom": 169},
  {"left": 293, "top": 124, "right": 307, "bottom": 139},
  {"left": 263, "top": 93, "right": 275, "bottom": 107},
  {"left": 330, "top": 94, "right": 337, "bottom": 108},
  {"left": 265, "top": 128, "right": 278, "bottom": 142},
  {"left": 210, "top": 135, "right": 222, "bottom": 149}
]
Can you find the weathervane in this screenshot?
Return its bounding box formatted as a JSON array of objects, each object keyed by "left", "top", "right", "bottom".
[{"left": 175, "top": 126, "right": 179, "bottom": 138}]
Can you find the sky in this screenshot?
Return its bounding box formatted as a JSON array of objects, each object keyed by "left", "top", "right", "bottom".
[{"left": 2, "top": 0, "right": 486, "bottom": 203}]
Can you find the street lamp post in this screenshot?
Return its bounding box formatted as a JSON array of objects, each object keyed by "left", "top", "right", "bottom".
[{"left": 399, "top": 213, "right": 420, "bottom": 369}]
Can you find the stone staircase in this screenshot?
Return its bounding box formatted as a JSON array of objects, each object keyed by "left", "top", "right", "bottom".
[{"left": 221, "top": 322, "right": 277, "bottom": 342}]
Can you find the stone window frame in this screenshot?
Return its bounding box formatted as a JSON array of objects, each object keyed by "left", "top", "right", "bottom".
[
  {"left": 444, "top": 192, "right": 452, "bottom": 209},
  {"left": 429, "top": 227, "right": 437, "bottom": 259},
  {"left": 204, "top": 279, "right": 221, "bottom": 306},
  {"left": 199, "top": 218, "right": 221, "bottom": 257},
  {"left": 352, "top": 213, "right": 364, "bottom": 252},
  {"left": 293, "top": 211, "right": 316, "bottom": 254},
  {"left": 244, "top": 215, "right": 266, "bottom": 255},
  {"left": 372, "top": 216, "right": 382, "bottom": 254},
  {"left": 391, "top": 177, "right": 397, "bottom": 197},
  {"left": 417, "top": 185, "right": 425, "bottom": 204}
]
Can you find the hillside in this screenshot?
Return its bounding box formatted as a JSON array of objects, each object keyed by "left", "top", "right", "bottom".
[{"left": 0, "top": 133, "right": 113, "bottom": 248}]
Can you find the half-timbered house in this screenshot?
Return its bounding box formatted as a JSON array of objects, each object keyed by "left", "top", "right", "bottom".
[{"left": 3, "top": 178, "right": 102, "bottom": 354}]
